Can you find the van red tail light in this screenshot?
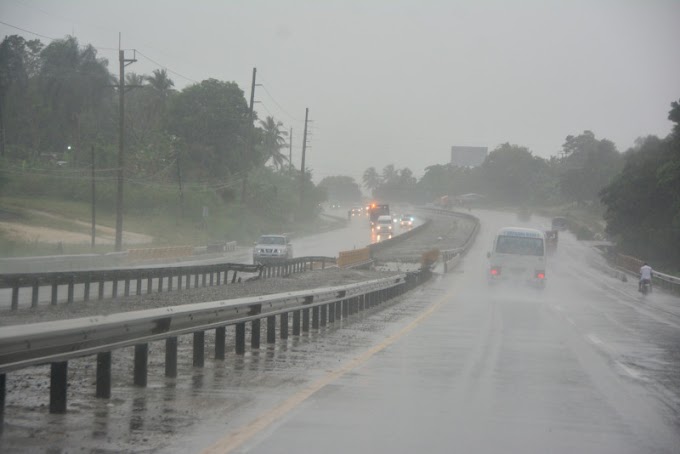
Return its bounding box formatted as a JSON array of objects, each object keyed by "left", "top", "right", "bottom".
[
  {"left": 490, "top": 267, "right": 501, "bottom": 276},
  {"left": 536, "top": 272, "right": 545, "bottom": 279}
]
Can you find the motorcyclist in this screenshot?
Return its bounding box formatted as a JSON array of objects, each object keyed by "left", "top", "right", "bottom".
[{"left": 639, "top": 262, "right": 653, "bottom": 292}]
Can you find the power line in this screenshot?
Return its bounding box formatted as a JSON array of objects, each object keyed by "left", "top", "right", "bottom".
[
  {"left": 135, "top": 50, "right": 198, "bottom": 84},
  {"left": 0, "top": 19, "right": 57, "bottom": 41},
  {"left": 258, "top": 82, "right": 301, "bottom": 123},
  {"left": 0, "top": 19, "right": 119, "bottom": 52}
]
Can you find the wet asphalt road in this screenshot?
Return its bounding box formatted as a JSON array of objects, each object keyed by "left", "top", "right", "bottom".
[
  {"left": 0, "top": 209, "right": 400, "bottom": 310},
  {"left": 2, "top": 209, "right": 679, "bottom": 453},
  {"left": 209, "top": 209, "right": 680, "bottom": 454}
]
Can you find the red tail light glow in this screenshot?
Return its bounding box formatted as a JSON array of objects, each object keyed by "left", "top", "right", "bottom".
[
  {"left": 490, "top": 268, "right": 500, "bottom": 276},
  {"left": 536, "top": 272, "right": 545, "bottom": 279}
]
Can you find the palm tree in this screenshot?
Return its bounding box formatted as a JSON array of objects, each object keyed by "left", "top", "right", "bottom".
[
  {"left": 125, "top": 72, "right": 145, "bottom": 86},
  {"left": 258, "top": 116, "right": 288, "bottom": 170},
  {"left": 145, "top": 69, "right": 174, "bottom": 121},
  {"left": 381, "top": 164, "right": 398, "bottom": 184},
  {"left": 362, "top": 167, "right": 381, "bottom": 191}
]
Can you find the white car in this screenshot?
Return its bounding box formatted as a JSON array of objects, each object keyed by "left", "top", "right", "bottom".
[{"left": 253, "top": 234, "right": 293, "bottom": 264}]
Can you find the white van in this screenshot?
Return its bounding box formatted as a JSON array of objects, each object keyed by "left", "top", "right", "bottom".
[
  {"left": 375, "top": 215, "right": 393, "bottom": 233},
  {"left": 487, "top": 227, "right": 546, "bottom": 288}
]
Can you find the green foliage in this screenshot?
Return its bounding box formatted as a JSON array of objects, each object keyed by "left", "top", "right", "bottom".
[
  {"left": 318, "top": 175, "right": 362, "bottom": 203},
  {"left": 558, "top": 131, "right": 622, "bottom": 205},
  {"left": 257, "top": 116, "right": 288, "bottom": 170},
  {"left": 601, "top": 120, "right": 680, "bottom": 267},
  {"left": 167, "top": 79, "right": 251, "bottom": 180}
]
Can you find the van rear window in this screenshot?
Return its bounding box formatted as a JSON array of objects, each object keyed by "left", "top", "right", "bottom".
[{"left": 495, "top": 236, "right": 544, "bottom": 256}]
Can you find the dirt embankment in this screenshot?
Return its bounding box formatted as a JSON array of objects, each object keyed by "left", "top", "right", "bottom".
[{"left": 0, "top": 209, "right": 152, "bottom": 245}]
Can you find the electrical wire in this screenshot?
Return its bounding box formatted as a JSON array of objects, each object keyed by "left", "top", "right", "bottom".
[
  {"left": 135, "top": 50, "right": 198, "bottom": 84},
  {"left": 258, "top": 82, "right": 301, "bottom": 123}
]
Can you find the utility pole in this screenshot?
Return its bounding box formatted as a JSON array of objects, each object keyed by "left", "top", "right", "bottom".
[
  {"left": 91, "top": 145, "right": 96, "bottom": 250},
  {"left": 241, "top": 67, "right": 257, "bottom": 205},
  {"left": 289, "top": 127, "right": 293, "bottom": 173},
  {"left": 115, "top": 46, "right": 136, "bottom": 252},
  {"left": 176, "top": 149, "right": 184, "bottom": 219},
  {"left": 299, "top": 108, "right": 309, "bottom": 205}
]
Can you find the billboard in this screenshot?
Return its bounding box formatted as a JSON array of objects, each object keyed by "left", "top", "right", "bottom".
[{"left": 450, "top": 146, "right": 488, "bottom": 167}]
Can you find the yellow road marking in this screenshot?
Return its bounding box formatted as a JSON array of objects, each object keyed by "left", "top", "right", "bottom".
[{"left": 201, "top": 288, "right": 453, "bottom": 454}]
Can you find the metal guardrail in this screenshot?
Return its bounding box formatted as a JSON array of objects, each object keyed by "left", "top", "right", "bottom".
[
  {"left": 0, "top": 256, "right": 336, "bottom": 311},
  {"left": 368, "top": 219, "right": 432, "bottom": 254},
  {"left": 0, "top": 269, "right": 430, "bottom": 416},
  {"left": 416, "top": 207, "right": 481, "bottom": 273},
  {"left": 614, "top": 253, "right": 680, "bottom": 294}
]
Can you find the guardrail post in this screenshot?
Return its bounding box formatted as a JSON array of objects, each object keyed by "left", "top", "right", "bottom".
[
  {"left": 312, "top": 306, "right": 320, "bottom": 329},
  {"left": 147, "top": 276, "right": 153, "bottom": 294},
  {"left": 210, "top": 271, "right": 214, "bottom": 286},
  {"left": 215, "top": 327, "right": 226, "bottom": 360},
  {"left": 134, "top": 344, "right": 148, "bottom": 387},
  {"left": 193, "top": 331, "right": 205, "bottom": 367},
  {"left": 124, "top": 275, "right": 131, "bottom": 296},
  {"left": 342, "top": 299, "right": 349, "bottom": 319},
  {"left": 235, "top": 323, "right": 246, "bottom": 355},
  {"left": 216, "top": 270, "right": 221, "bottom": 286},
  {"left": 158, "top": 275, "right": 164, "bottom": 293},
  {"left": 168, "top": 273, "right": 174, "bottom": 291},
  {"left": 251, "top": 319, "right": 261, "bottom": 349},
  {"left": 335, "top": 300, "right": 342, "bottom": 320},
  {"left": 112, "top": 279, "right": 118, "bottom": 298},
  {"left": 50, "top": 361, "right": 68, "bottom": 414},
  {"left": 201, "top": 273, "right": 207, "bottom": 287},
  {"left": 320, "top": 304, "right": 327, "bottom": 327},
  {"left": 280, "top": 312, "right": 289, "bottom": 339},
  {"left": 232, "top": 271, "right": 239, "bottom": 283},
  {"left": 178, "top": 273, "right": 183, "bottom": 290},
  {"left": 31, "top": 282, "right": 39, "bottom": 308},
  {"left": 136, "top": 277, "right": 142, "bottom": 295},
  {"left": 96, "top": 352, "right": 112, "bottom": 399},
  {"left": 302, "top": 308, "right": 310, "bottom": 333},
  {"left": 267, "top": 316, "right": 276, "bottom": 344},
  {"left": 293, "top": 310, "right": 301, "bottom": 335},
  {"left": 50, "top": 281, "right": 59, "bottom": 305},
  {"left": 98, "top": 279, "right": 105, "bottom": 300},
  {"left": 0, "top": 373, "right": 5, "bottom": 430},
  {"left": 67, "top": 276, "right": 75, "bottom": 304},
  {"left": 328, "top": 302, "right": 335, "bottom": 323},
  {"left": 11, "top": 285, "right": 19, "bottom": 311},
  {"left": 165, "top": 337, "right": 178, "bottom": 378},
  {"left": 84, "top": 279, "right": 90, "bottom": 302}
]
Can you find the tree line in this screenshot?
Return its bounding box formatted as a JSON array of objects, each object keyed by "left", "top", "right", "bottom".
[
  {"left": 355, "top": 102, "right": 679, "bottom": 268},
  {"left": 0, "top": 34, "right": 324, "bottom": 222}
]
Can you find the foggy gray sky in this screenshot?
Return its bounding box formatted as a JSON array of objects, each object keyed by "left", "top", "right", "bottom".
[{"left": 2, "top": 0, "right": 679, "bottom": 183}]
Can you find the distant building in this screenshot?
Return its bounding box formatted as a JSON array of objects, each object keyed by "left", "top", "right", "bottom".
[{"left": 450, "top": 146, "right": 488, "bottom": 167}]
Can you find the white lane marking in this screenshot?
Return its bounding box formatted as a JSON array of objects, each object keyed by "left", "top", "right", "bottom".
[
  {"left": 617, "top": 362, "right": 644, "bottom": 380},
  {"left": 587, "top": 333, "right": 603, "bottom": 346}
]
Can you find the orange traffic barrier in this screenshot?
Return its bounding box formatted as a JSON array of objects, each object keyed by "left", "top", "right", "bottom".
[{"left": 337, "top": 247, "right": 371, "bottom": 268}]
